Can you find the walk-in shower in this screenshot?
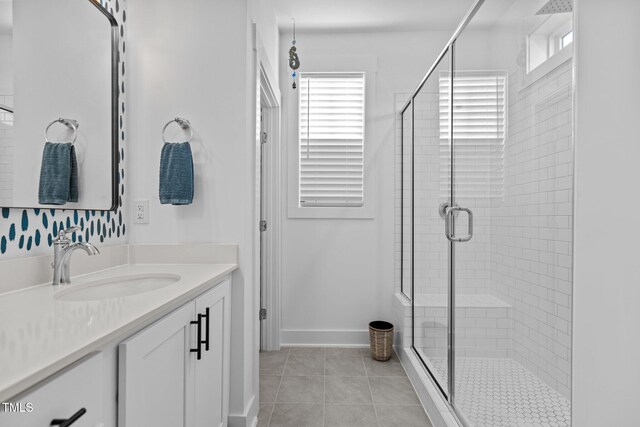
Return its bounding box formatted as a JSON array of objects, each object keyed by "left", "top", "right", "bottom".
[{"left": 398, "top": 0, "right": 574, "bottom": 425}]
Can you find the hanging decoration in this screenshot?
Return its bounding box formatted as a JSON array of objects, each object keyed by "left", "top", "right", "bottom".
[{"left": 288, "top": 19, "right": 300, "bottom": 89}]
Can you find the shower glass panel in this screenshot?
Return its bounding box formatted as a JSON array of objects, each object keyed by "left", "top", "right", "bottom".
[
  {"left": 451, "top": 2, "right": 574, "bottom": 424},
  {"left": 410, "top": 48, "right": 452, "bottom": 397},
  {"left": 400, "top": 103, "right": 412, "bottom": 300},
  {"left": 402, "top": 0, "right": 574, "bottom": 425},
  {"left": 451, "top": 1, "right": 573, "bottom": 425}
]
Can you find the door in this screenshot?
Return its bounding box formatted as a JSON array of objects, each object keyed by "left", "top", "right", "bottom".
[
  {"left": 447, "top": 37, "right": 503, "bottom": 425},
  {"left": 410, "top": 48, "right": 453, "bottom": 398},
  {"left": 119, "top": 303, "right": 196, "bottom": 427},
  {"left": 194, "top": 280, "right": 231, "bottom": 427}
]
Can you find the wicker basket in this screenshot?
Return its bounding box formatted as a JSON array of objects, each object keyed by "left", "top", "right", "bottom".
[{"left": 368, "top": 321, "right": 394, "bottom": 361}]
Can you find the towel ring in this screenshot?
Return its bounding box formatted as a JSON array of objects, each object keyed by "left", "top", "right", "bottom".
[
  {"left": 44, "top": 118, "right": 80, "bottom": 144},
  {"left": 162, "top": 117, "right": 193, "bottom": 143}
]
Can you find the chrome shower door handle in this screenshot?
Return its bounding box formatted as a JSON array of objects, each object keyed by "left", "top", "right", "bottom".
[{"left": 445, "top": 206, "right": 473, "bottom": 242}]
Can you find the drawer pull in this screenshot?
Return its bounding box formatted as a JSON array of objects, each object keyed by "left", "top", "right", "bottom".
[
  {"left": 203, "top": 307, "right": 210, "bottom": 352},
  {"left": 50, "top": 407, "right": 86, "bottom": 426}
]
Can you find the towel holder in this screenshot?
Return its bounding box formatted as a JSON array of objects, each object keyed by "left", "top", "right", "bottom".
[
  {"left": 45, "top": 118, "right": 80, "bottom": 144},
  {"left": 162, "top": 117, "right": 193, "bottom": 143}
]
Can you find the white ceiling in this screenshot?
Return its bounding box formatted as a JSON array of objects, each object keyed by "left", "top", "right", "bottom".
[{"left": 270, "top": 0, "right": 478, "bottom": 33}]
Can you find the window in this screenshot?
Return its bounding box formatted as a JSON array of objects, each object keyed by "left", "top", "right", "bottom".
[
  {"left": 527, "top": 13, "right": 573, "bottom": 73},
  {"left": 439, "top": 71, "right": 507, "bottom": 199},
  {"left": 298, "top": 72, "right": 365, "bottom": 207},
  {"left": 560, "top": 30, "right": 573, "bottom": 50}
]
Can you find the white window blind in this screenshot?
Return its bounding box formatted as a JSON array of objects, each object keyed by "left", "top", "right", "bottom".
[
  {"left": 439, "top": 71, "right": 507, "bottom": 199},
  {"left": 299, "top": 72, "right": 365, "bottom": 207}
]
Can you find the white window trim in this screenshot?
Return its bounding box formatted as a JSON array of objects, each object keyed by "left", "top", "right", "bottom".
[
  {"left": 552, "top": 22, "right": 573, "bottom": 51},
  {"left": 287, "top": 54, "right": 377, "bottom": 219},
  {"left": 522, "top": 44, "right": 572, "bottom": 90}
]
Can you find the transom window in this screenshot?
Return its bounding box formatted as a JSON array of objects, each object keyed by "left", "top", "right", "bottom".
[{"left": 527, "top": 13, "right": 573, "bottom": 73}]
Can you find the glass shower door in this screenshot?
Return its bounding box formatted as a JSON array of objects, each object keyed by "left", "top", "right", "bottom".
[
  {"left": 410, "top": 48, "right": 453, "bottom": 398},
  {"left": 449, "top": 2, "right": 574, "bottom": 424},
  {"left": 447, "top": 44, "right": 507, "bottom": 424}
]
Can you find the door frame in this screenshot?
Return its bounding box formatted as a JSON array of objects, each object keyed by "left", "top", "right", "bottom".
[{"left": 256, "top": 47, "right": 282, "bottom": 352}]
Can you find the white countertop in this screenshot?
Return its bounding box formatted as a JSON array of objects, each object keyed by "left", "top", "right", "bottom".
[{"left": 0, "top": 262, "right": 237, "bottom": 402}]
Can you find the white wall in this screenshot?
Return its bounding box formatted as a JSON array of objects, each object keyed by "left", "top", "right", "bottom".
[
  {"left": 279, "top": 30, "right": 456, "bottom": 345},
  {"left": 127, "top": 0, "right": 248, "bottom": 247},
  {"left": 126, "top": 0, "right": 278, "bottom": 424},
  {"left": 0, "top": 34, "right": 13, "bottom": 205},
  {"left": 249, "top": 0, "right": 279, "bottom": 80},
  {"left": 573, "top": 0, "right": 640, "bottom": 425},
  {"left": 0, "top": 36, "right": 11, "bottom": 94}
]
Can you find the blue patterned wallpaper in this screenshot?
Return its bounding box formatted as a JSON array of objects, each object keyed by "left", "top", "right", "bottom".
[{"left": 0, "top": 0, "right": 128, "bottom": 257}]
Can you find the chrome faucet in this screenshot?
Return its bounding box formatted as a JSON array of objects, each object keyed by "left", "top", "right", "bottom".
[{"left": 52, "top": 226, "right": 100, "bottom": 286}]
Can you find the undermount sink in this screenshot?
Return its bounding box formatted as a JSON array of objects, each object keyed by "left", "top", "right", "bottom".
[{"left": 54, "top": 273, "right": 181, "bottom": 301}]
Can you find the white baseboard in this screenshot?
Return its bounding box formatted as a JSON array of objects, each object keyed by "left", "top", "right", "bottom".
[
  {"left": 228, "top": 394, "right": 258, "bottom": 427},
  {"left": 281, "top": 329, "right": 370, "bottom": 346}
]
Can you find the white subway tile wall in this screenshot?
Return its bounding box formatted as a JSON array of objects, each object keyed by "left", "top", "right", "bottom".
[
  {"left": 394, "top": 59, "right": 573, "bottom": 399},
  {"left": 490, "top": 61, "right": 573, "bottom": 398}
]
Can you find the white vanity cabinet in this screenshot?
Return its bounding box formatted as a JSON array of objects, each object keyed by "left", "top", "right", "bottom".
[
  {"left": 118, "top": 279, "right": 231, "bottom": 427},
  {"left": 194, "top": 282, "right": 231, "bottom": 427},
  {"left": 0, "top": 353, "right": 104, "bottom": 427}
]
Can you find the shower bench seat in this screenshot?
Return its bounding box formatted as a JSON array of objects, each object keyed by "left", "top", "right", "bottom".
[{"left": 396, "top": 293, "right": 512, "bottom": 358}]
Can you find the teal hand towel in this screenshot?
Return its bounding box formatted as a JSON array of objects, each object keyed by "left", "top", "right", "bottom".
[
  {"left": 38, "top": 142, "right": 78, "bottom": 205},
  {"left": 159, "top": 142, "right": 194, "bottom": 205}
]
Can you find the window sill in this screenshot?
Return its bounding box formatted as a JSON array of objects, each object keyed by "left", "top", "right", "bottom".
[
  {"left": 522, "top": 46, "right": 572, "bottom": 90},
  {"left": 287, "top": 204, "right": 374, "bottom": 219}
]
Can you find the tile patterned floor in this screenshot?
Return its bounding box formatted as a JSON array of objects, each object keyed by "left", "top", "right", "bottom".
[
  {"left": 430, "top": 357, "right": 571, "bottom": 427},
  {"left": 259, "top": 347, "right": 432, "bottom": 427}
]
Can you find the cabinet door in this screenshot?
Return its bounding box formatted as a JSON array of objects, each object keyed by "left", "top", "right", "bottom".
[
  {"left": 194, "top": 279, "right": 231, "bottom": 427},
  {"left": 0, "top": 353, "right": 104, "bottom": 427},
  {"left": 119, "top": 302, "right": 196, "bottom": 427}
]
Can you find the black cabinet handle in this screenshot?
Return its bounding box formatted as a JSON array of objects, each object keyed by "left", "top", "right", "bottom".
[
  {"left": 190, "top": 314, "right": 204, "bottom": 360},
  {"left": 50, "top": 408, "right": 86, "bottom": 427},
  {"left": 203, "top": 307, "right": 210, "bottom": 352}
]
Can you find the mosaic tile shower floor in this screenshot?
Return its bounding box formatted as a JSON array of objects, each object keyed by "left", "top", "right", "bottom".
[{"left": 428, "top": 356, "right": 570, "bottom": 427}]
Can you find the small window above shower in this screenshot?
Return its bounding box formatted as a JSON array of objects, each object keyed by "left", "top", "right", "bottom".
[{"left": 527, "top": 0, "right": 573, "bottom": 75}]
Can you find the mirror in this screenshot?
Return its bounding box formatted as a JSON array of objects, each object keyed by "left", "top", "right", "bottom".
[{"left": 0, "top": 0, "right": 119, "bottom": 210}]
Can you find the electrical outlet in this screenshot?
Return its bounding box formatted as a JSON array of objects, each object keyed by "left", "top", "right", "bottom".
[{"left": 133, "top": 200, "right": 149, "bottom": 224}]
